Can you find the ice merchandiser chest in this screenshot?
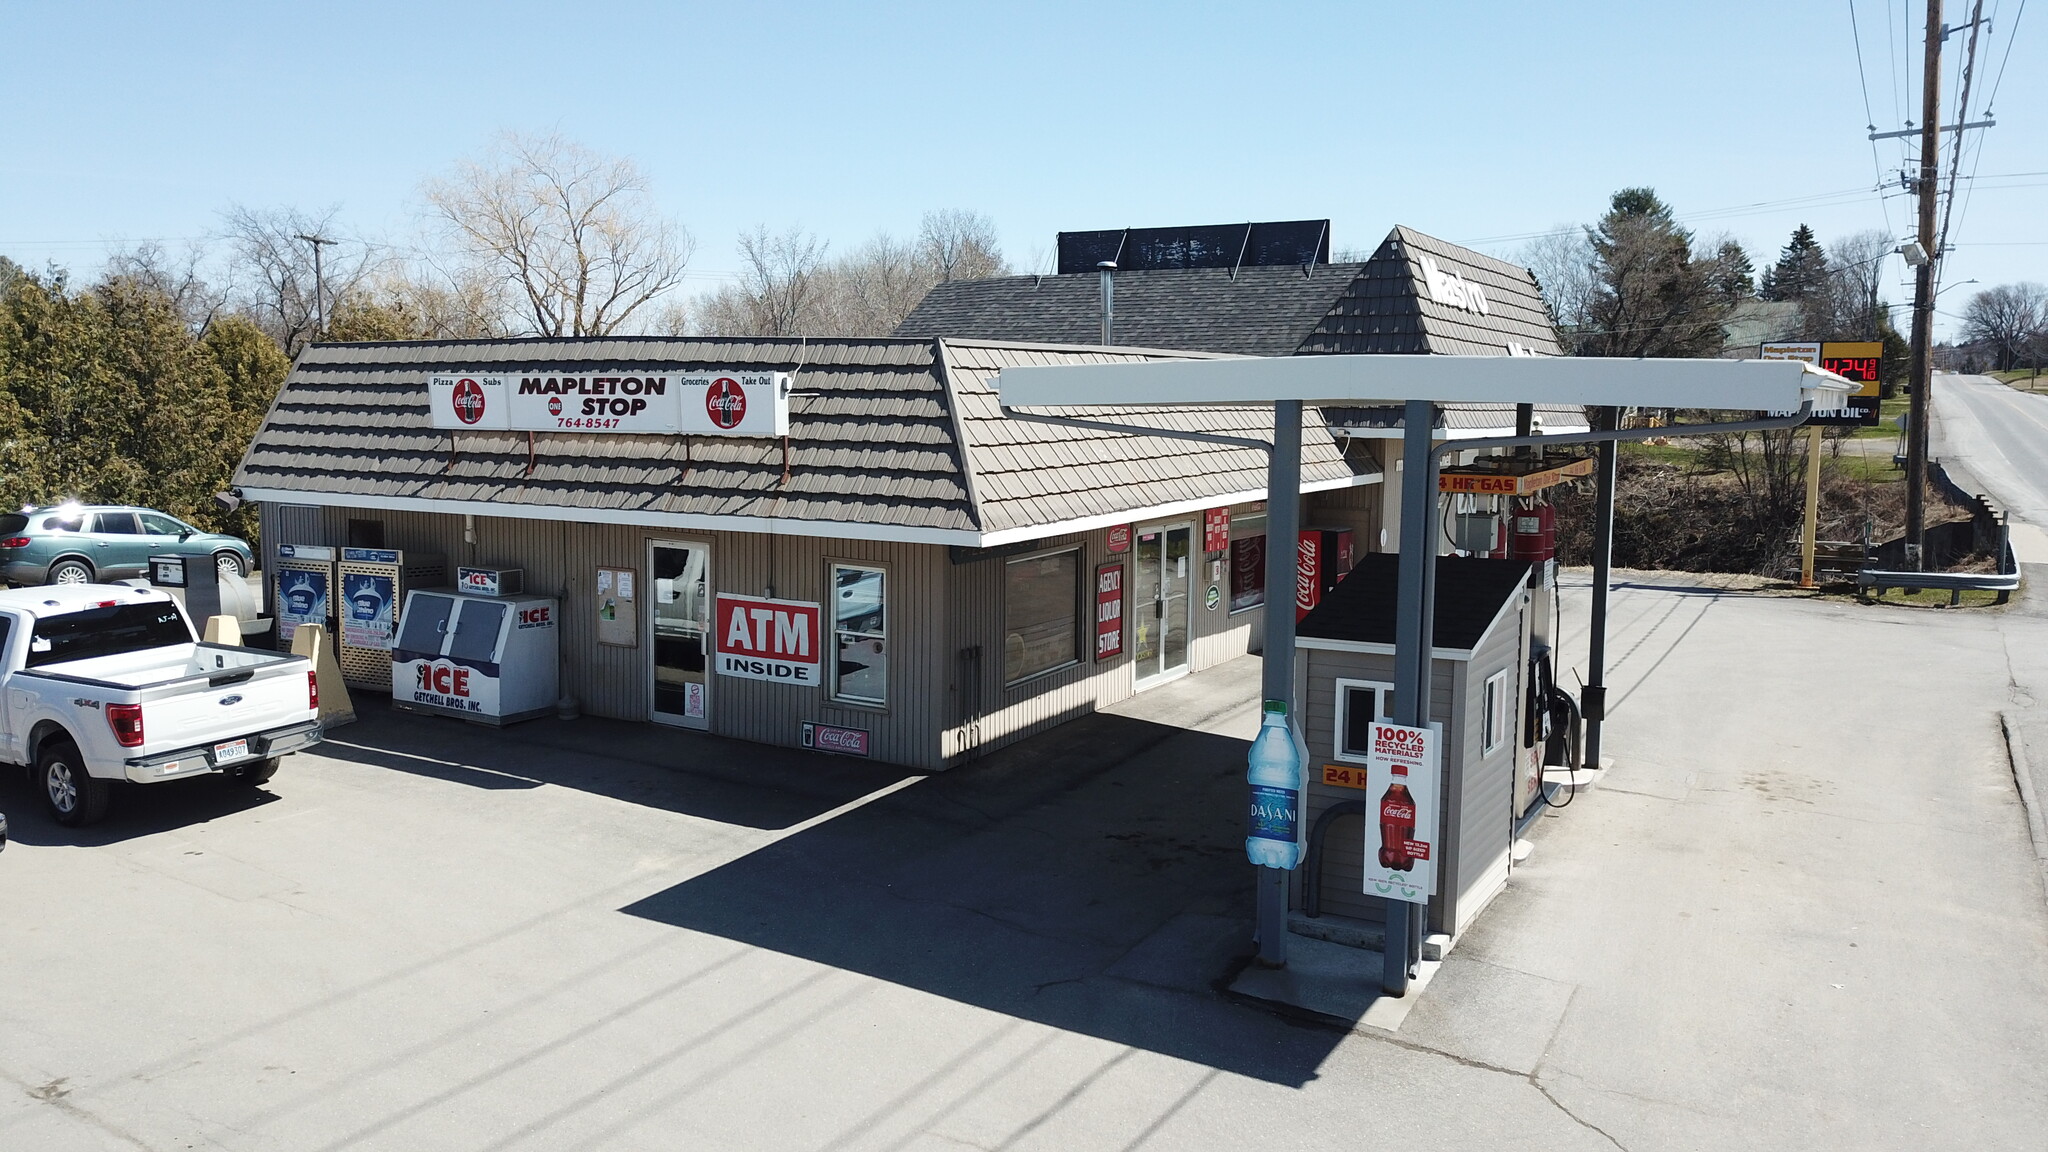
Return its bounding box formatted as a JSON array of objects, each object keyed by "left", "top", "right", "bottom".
[
  {"left": 336, "top": 548, "right": 447, "bottom": 689},
  {"left": 391, "top": 588, "right": 559, "bottom": 725}
]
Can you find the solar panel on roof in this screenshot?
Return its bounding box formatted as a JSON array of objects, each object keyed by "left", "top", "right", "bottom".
[{"left": 1055, "top": 220, "right": 1330, "bottom": 275}]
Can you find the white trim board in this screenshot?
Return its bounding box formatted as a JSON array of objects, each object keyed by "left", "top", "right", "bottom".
[
  {"left": 1295, "top": 635, "right": 1477, "bottom": 661},
  {"left": 240, "top": 470, "right": 1380, "bottom": 550},
  {"left": 998, "top": 354, "right": 1854, "bottom": 410}
]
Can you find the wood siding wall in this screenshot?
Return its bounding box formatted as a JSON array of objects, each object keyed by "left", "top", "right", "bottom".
[
  {"left": 1290, "top": 592, "right": 1528, "bottom": 937},
  {"left": 264, "top": 502, "right": 1277, "bottom": 773},
  {"left": 1295, "top": 649, "right": 1455, "bottom": 925},
  {"left": 1443, "top": 593, "right": 1530, "bottom": 935}
]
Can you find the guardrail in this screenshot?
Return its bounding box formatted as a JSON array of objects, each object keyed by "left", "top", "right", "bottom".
[{"left": 1858, "top": 567, "right": 2020, "bottom": 605}]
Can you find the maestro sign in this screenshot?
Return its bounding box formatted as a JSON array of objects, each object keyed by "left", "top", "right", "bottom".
[{"left": 429, "top": 370, "right": 791, "bottom": 436}]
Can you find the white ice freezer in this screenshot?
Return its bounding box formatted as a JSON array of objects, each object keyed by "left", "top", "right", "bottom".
[{"left": 391, "top": 588, "right": 559, "bottom": 725}]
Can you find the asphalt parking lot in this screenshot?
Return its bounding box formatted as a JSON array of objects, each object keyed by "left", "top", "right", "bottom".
[{"left": 5, "top": 572, "right": 2048, "bottom": 1151}]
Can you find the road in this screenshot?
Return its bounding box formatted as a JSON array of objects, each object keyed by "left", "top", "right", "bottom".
[{"left": 1931, "top": 372, "right": 2048, "bottom": 560}]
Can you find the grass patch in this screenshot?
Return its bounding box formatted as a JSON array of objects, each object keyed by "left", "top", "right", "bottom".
[
  {"left": 1618, "top": 440, "right": 1698, "bottom": 467},
  {"left": 1855, "top": 585, "right": 2010, "bottom": 609},
  {"left": 1847, "top": 393, "right": 1911, "bottom": 438},
  {"left": 1995, "top": 369, "right": 2048, "bottom": 393}
]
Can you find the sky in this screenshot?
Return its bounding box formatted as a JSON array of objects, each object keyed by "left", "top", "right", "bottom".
[{"left": 2, "top": 1, "right": 2040, "bottom": 339}]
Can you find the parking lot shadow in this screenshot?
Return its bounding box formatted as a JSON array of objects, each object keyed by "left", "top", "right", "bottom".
[
  {"left": 319, "top": 696, "right": 915, "bottom": 831},
  {"left": 0, "top": 769, "right": 279, "bottom": 847},
  {"left": 620, "top": 708, "right": 1347, "bottom": 1088}
]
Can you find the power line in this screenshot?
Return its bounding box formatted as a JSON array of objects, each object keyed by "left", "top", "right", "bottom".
[
  {"left": 1983, "top": 0, "right": 2029, "bottom": 110},
  {"left": 1851, "top": 0, "right": 1904, "bottom": 238}
]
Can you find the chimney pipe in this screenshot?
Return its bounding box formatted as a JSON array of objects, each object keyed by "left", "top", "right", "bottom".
[{"left": 1097, "top": 260, "right": 1117, "bottom": 345}]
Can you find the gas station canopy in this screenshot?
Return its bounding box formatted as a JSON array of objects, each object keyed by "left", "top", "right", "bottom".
[{"left": 996, "top": 353, "right": 1855, "bottom": 412}]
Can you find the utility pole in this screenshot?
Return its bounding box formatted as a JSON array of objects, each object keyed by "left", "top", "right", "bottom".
[
  {"left": 296, "top": 233, "right": 334, "bottom": 342},
  {"left": 1903, "top": 0, "right": 1942, "bottom": 571}
]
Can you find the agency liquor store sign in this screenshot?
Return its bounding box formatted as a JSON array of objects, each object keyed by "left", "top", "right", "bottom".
[{"left": 429, "top": 371, "right": 792, "bottom": 436}]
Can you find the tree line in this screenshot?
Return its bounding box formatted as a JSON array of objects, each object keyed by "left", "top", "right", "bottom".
[{"left": 0, "top": 132, "right": 1012, "bottom": 546}]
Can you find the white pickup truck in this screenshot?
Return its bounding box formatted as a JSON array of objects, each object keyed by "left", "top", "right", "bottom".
[{"left": 2, "top": 585, "right": 322, "bottom": 826}]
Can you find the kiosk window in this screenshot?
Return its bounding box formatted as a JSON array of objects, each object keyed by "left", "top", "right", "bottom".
[
  {"left": 1334, "top": 678, "right": 1392, "bottom": 762},
  {"left": 1004, "top": 548, "right": 1080, "bottom": 683},
  {"left": 831, "top": 564, "right": 887, "bottom": 706},
  {"left": 1483, "top": 669, "right": 1511, "bottom": 755}
]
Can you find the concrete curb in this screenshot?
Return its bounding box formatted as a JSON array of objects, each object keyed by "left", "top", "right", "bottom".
[{"left": 1999, "top": 710, "right": 2048, "bottom": 904}]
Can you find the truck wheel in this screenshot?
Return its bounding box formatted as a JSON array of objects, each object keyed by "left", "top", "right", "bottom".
[
  {"left": 48, "top": 559, "right": 93, "bottom": 586},
  {"left": 41, "top": 739, "right": 111, "bottom": 826},
  {"left": 232, "top": 757, "right": 279, "bottom": 786}
]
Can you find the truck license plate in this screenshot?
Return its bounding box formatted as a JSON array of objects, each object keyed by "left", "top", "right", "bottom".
[{"left": 214, "top": 739, "right": 250, "bottom": 765}]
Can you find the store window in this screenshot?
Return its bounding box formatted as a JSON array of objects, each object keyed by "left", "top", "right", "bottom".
[
  {"left": 1004, "top": 548, "right": 1080, "bottom": 683},
  {"left": 1334, "top": 678, "right": 1392, "bottom": 762},
  {"left": 1483, "top": 669, "right": 1511, "bottom": 755},
  {"left": 831, "top": 564, "right": 887, "bottom": 706},
  {"left": 1229, "top": 526, "right": 1267, "bottom": 614}
]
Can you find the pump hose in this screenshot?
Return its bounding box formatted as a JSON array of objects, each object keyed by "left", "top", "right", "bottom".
[{"left": 1538, "top": 692, "right": 1583, "bottom": 809}]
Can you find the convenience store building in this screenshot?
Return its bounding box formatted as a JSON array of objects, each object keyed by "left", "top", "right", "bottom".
[{"left": 234, "top": 337, "right": 1383, "bottom": 769}]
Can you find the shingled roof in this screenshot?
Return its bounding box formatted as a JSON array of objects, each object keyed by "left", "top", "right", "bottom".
[
  {"left": 234, "top": 337, "right": 1380, "bottom": 546},
  {"left": 896, "top": 226, "right": 1583, "bottom": 435},
  {"left": 896, "top": 263, "right": 1367, "bottom": 356}
]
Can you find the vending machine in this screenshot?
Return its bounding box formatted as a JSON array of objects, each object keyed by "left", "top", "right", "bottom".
[
  {"left": 1294, "top": 527, "right": 1356, "bottom": 620},
  {"left": 336, "top": 548, "right": 448, "bottom": 690},
  {"left": 272, "top": 544, "right": 336, "bottom": 648},
  {"left": 391, "top": 587, "right": 560, "bottom": 725}
]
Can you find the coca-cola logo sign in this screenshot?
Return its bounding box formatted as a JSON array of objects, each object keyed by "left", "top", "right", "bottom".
[
  {"left": 452, "top": 378, "right": 487, "bottom": 425},
  {"left": 706, "top": 376, "right": 747, "bottom": 430}
]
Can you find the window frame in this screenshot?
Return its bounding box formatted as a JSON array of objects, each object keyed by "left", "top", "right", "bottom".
[
  {"left": 1002, "top": 544, "right": 1083, "bottom": 687},
  {"left": 138, "top": 512, "right": 189, "bottom": 536},
  {"left": 92, "top": 511, "right": 142, "bottom": 536},
  {"left": 828, "top": 561, "right": 889, "bottom": 708},
  {"left": 1482, "top": 668, "right": 1511, "bottom": 755},
  {"left": 1333, "top": 677, "right": 1394, "bottom": 763}
]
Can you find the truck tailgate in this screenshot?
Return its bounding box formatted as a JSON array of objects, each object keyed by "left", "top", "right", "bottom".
[{"left": 138, "top": 663, "right": 313, "bottom": 756}]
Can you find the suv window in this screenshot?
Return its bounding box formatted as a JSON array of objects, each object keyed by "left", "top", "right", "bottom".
[
  {"left": 0, "top": 515, "right": 26, "bottom": 536},
  {"left": 43, "top": 516, "right": 83, "bottom": 533},
  {"left": 139, "top": 513, "right": 188, "bottom": 536},
  {"left": 92, "top": 512, "right": 142, "bottom": 535},
  {"left": 26, "top": 601, "right": 190, "bottom": 668}
]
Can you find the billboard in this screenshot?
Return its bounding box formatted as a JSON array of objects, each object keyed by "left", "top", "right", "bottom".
[{"left": 429, "top": 371, "right": 791, "bottom": 436}]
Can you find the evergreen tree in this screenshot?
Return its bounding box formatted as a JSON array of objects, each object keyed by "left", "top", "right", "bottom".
[
  {"left": 1581, "top": 188, "right": 1734, "bottom": 358},
  {"left": 1760, "top": 224, "right": 1828, "bottom": 304}
]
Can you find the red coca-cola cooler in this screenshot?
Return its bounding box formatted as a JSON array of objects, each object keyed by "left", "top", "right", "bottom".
[{"left": 1295, "top": 527, "right": 1355, "bottom": 620}]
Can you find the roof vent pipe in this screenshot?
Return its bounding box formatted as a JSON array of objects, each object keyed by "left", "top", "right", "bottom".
[{"left": 1097, "top": 261, "right": 1117, "bottom": 345}]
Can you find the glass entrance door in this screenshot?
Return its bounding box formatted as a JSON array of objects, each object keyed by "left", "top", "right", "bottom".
[
  {"left": 649, "top": 540, "right": 710, "bottom": 729},
  {"left": 1131, "top": 524, "right": 1193, "bottom": 687}
]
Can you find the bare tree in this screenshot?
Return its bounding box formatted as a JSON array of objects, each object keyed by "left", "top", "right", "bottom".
[
  {"left": 103, "top": 242, "right": 226, "bottom": 333},
  {"left": 220, "top": 205, "right": 378, "bottom": 354},
  {"left": 1962, "top": 283, "right": 2048, "bottom": 371},
  {"left": 917, "top": 209, "right": 1008, "bottom": 282},
  {"left": 1515, "top": 227, "right": 1597, "bottom": 346},
  {"left": 696, "top": 226, "right": 830, "bottom": 337},
  {"left": 424, "top": 132, "right": 694, "bottom": 338}
]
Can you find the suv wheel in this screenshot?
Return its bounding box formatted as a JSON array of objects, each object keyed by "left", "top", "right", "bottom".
[
  {"left": 215, "top": 552, "right": 248, "bottom": 579},
  {"left": 41, "top": 738, "right": 111, "bottom": 826},
  {"left": 48, "top": 559, "right": 92, "bottom": 585}
]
